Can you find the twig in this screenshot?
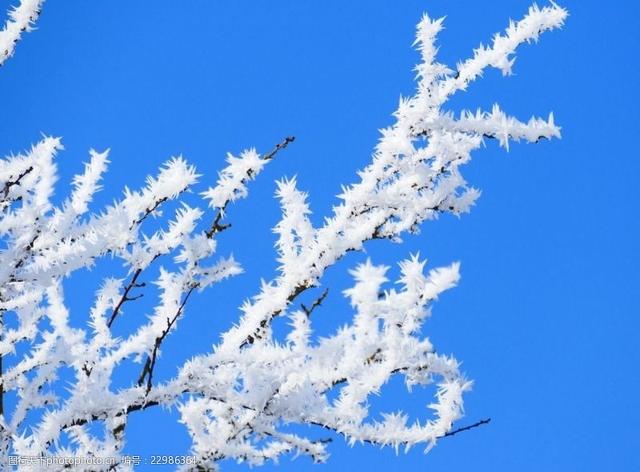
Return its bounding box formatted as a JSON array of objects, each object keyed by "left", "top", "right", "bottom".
[
  {"left": 137, "top": 285, "right": 197, "bottom": 394},
  {"left": 1, "top": 166, "right": 33, "bottom": 200},
  {"left": 439, "top": 417, "right": 491, "bottom": 438},
  {"left": 134, "top": 196, "right": 168, "bottom": 227},
  {"left": 107, "top": 268, "right": 145, "bottom": 328},
  {"left": 206, "top": 136, "right": 295, "bottom": 238},
  {"left": 301, "top": 289, "right": 329, "bottom": 317}
]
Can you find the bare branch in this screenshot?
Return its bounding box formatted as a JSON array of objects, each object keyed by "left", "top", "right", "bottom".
[{"left": 301, "top": 288, "right": 329, "bottom": 317}]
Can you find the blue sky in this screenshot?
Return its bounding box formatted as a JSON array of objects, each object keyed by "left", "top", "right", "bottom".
[{"left": 1, "top": 0, "right": 638, "bottom": 470}]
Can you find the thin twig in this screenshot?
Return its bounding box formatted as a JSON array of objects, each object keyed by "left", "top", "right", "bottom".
[
  {"left": 1, "top": 166, "right": 33, "bottom": 200},
  {"left": 301, "top": 289, "right": 329, "bottom": 317},
  {"left": 439, "top": 417, "right": 491, "bottom": 438},
  {"left": 134, "top": 196, "right": 168, "bottom": 227},
  {"left": 107, "top": 268, "right": 144, "bottom": 328},
  {"left": 137, "top": 285, "right": 197, "bottom": 394}
]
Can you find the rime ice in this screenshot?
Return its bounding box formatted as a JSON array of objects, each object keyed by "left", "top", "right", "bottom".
[{"left": 0, "top": 3, "right": 567, "bottom": 470}]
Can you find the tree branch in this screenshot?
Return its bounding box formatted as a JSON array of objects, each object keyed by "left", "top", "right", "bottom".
[
  {"left": 1, "top": 165, "right": 33, "bottom": 201},
  {"left": 206, "top": 136, "right": 295, "bottom": 238},
  {"left": 301, "top": 289, "right": 329, "bottom": 317},
  {"left": 439, "top": 417, "right": 491, "bottom": 438},
  {"left": 107, "top": 268, "right": 144, "bottom": 328},
  {"left": 137, "top": 285, "right": 197, "bottom": 394}
]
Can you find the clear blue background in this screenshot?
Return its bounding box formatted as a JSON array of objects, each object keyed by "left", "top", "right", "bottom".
[{"left": 1, "top": 1, "right": 638, "bottom": 470}]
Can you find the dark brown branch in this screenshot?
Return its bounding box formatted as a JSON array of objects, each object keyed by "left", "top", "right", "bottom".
[
  {"left": 439, "top": 417, "right": 491, "bottom": 438},
  {"left": 301, "top": 288, "right": 329, "bottom": 317},
  {"left": 134, "top": 196, "right": 168, "bottom": 227},
  {"left": 137, "top": 285, "right": 197, "bottom": 394},
  {"left": 205, "top": 211, "right": 231, "bottom": 238},
  {"left": 306, "top": 416, "right": 490, "bottom": 447},
  {"left": 1, "top": 165, "right": 33, "bottom": 200},
  {"left": 107, "top": 268, "right": 143, "bottom": 328},
  {"left": 262, "top": 135, "right": 295, "bottom": 161}
]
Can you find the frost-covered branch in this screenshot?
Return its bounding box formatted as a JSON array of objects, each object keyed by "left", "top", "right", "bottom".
[
  {"left": 212, "top": 3, "right": 566, "bottom": 355},
  {"left": 204, "top": 136, "right": 295, "bottom": 237},
  {"left": 0, "top": 0, "right": 44, "bottom": 67},
  {"left": 439, "top": 2, "right": 568, "bottom": 99},
  {"left": 0, "top": 3, "right": 567, "bottom": 470}
]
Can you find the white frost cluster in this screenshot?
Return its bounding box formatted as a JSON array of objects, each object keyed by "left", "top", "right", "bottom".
[
  {"left": 0, "top": 0, "right": 44, "bottom": 67},
  {"left": 202, "top": 149, "right": 266, "bottom": 209},
  {"left": 0, "top": 3, "right": 567, "bottom": 470}
]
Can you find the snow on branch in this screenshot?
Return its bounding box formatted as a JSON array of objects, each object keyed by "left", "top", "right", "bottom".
[
  {"left": 0, "top": 3, "right": 566, "bottom": 470},
  {"left": 0, "top": 0, "right": 44, "bottom": 67},
  {"left": 439, "top": 2, "right": 568, "bottom": 99}
]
